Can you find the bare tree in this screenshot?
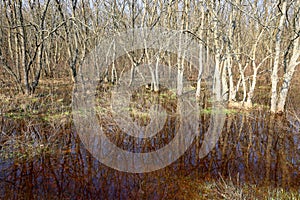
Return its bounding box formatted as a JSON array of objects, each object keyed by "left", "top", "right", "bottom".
[
  {"left": 270, "top": 0, "right": 300, "bottom": 113},
  {"left": 270, "top": 0, "right": 288, "bottom": 113},
  {"left": 276, "top": 0, "right": 300, "bottom": 113},
  {"left": 0, "top": 0, "right": 51, "bottom": 95}
]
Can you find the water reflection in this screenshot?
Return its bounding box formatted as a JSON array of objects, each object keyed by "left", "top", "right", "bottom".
[{"left": 0, "top": 110, "right": 299, "bottom": 199}]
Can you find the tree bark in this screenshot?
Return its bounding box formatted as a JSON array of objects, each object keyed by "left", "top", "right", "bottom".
[
  {"left": 276, "top": 0, "right": 300, "bottom": 113},
  {"left": 270, "top": 1, "right": 287, "bottom": 113}
]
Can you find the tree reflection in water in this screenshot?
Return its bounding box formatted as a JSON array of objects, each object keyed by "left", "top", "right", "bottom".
[{"left": 0, "top": 110, "right": 299, "bottom": 199}]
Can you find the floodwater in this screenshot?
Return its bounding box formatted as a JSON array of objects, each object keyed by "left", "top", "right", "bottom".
[{"left": 0, "top": 108, "right": 299, "bottom": 199}]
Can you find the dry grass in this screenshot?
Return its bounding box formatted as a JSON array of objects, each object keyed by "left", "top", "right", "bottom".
[
  {"left": 149, "top": 174, "right": 300, "bottom": 199},
  {"left": 194, "top": 175, "right": 300, "bottom": 200}
]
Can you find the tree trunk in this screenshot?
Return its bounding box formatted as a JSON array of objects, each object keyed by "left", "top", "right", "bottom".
[
  {"left": 270, "top": 1, "right": 287, "bottom": 113},
  {"left": 196, "top": 2, "right": 205, "bottom": 98},
  {"left": 276, "top": 0, "right": 300, "bottom": 113},
  {"left": 18, "top": 0, "right": 31, "bottom": 95}
]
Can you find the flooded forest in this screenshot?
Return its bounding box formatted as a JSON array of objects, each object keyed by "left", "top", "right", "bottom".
[{"left": 0, "top": 0, "right": 300, "bottom": 199}]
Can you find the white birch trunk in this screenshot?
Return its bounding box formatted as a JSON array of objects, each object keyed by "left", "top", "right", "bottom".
[
  {"left": 277, "top": 0, "right": 300, "bottom": 113},
  {"left": 196, "top": 2, "right": 205, "bottom": 98},
  {"left": 177, "top": 32, "right": 184, "bottom": 95},
  {"left": 246, "top": 29, "right": 266, "bottom": 107},
  {"left": 221, "top": 61, "right": 229, "bottom": 100},
  {"left": 177, "top": 0, "right": 188, "bottom": 96},
  {"left": 270, "top": 1, "right": 287, "bottom": 113},
  {"left": 211, "top": 1, "right": 222, "bottom": 101}
]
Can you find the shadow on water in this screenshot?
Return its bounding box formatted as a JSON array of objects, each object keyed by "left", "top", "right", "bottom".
[{"left": 0, "top": 108, "right": 299, "bottom": 199}]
